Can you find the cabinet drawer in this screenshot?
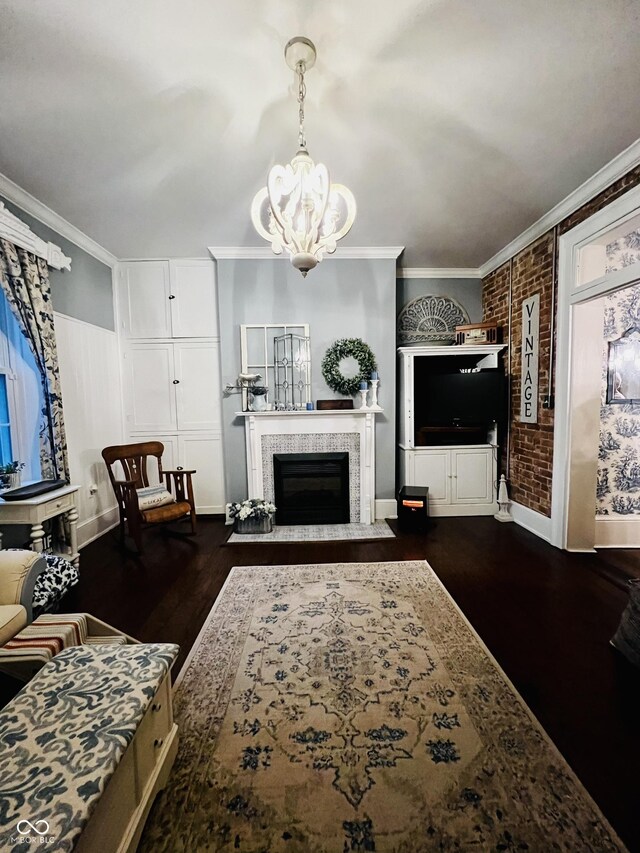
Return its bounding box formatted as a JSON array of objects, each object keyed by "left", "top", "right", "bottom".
[
  {"left": 41, "top": 493, "right": 75, "bottom": 520},
  {"left": 134, "top": 674, "right": 172, "bottom": 797}
]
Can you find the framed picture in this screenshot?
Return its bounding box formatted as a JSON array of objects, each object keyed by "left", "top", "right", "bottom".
[{"left": 606, "top": 327, "right": 640, "bottom": 404}]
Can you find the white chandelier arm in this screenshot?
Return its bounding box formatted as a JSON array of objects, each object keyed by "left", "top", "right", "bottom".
[{"left": 249, "top": 37, "right": 357, "bottom": 276}]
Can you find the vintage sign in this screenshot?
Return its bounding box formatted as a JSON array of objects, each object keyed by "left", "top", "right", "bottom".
[{"left": 520, "top": 294, "right": 539, "bottom": 423}]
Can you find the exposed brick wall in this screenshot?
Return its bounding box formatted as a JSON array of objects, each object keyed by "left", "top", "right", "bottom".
[{"left": 482, "top": 167, "right": 640, "bottom": 517}]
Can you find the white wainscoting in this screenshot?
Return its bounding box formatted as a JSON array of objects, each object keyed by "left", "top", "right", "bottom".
[
  {"left": 595, "top": 517, "right": 640, "bottom": 548},
  {"left": 55, "top": 312, "right": 124, "bottom": 547}
]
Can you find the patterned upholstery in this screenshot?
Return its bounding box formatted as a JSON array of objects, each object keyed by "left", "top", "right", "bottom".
[
  {"left": 0, "top": 643, "right": 178, "bottom": 851},
  {"left": 32, "top": 554, "right": 79, "bottom": 617}
]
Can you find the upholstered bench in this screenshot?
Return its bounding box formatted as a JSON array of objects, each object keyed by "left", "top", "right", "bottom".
[{"left": 0, "top": 642, "right": 179, "bottom": 852}]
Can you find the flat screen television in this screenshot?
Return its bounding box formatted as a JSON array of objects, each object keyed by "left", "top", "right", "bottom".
[{"left": 416, "top": 372, "right": 506, "bottom": 429}]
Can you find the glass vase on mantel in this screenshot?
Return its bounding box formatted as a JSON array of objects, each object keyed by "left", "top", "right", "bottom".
[{"left": 234, "top": 515, "right": 273, "bottom": 535}]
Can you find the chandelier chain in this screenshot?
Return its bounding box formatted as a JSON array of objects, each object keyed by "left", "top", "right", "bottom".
[{"left": 296, "top": 60, "right": 306, "bottom": 149}]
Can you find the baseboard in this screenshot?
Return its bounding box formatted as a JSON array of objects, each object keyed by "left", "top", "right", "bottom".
[
  {"left": 375, "top": 499, "right": 397, "bottom": 520},
  {"left": 78, "top": 506, "right": 119, "bottom": 549},
  {"left": 429, "top": 504, "right": 498, "bottom": 517},
  {"left": 510, "top": 501, "right": 553, "bottom": 543},
  {"left": 595, "top": 516, "right": 640, "bottom": 548}
]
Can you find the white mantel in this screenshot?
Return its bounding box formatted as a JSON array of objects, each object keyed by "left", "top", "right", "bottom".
[{"left": 238, "top": 409, "right": 384, "bottom": 524}]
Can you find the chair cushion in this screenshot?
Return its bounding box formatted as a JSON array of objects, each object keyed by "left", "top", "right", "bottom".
[
  {"left": 136, "top": 485, "right": 175, "bottom": 511},
  {"left": 0, "top": 604, "right": 27, "bottom": 645},
  {"left": 141, "top": 501, "right": 192, "bottom": 524}
]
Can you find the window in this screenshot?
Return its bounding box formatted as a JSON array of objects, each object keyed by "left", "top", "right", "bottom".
[
  {"left": 0, "top": 372, "right": 12, "bottom": 465},
  {"left": 240, "top": 323, "right": 310, "bottom": 410},
  {"left": 0, "top": 292, "right": 42, "bottom": 481}
]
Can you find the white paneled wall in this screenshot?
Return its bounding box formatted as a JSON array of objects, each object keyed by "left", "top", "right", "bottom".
[{"left": 55, "top": 312, "right": 124, "bottom": 546}]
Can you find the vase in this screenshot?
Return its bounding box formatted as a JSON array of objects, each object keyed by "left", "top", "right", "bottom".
[{"left": 234, "top": 515, "right": 273, "bottom": 534}]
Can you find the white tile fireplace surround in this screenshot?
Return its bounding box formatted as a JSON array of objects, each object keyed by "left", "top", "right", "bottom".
[{"left": 238, "top": 410, "right": 383, "bottom": 524}]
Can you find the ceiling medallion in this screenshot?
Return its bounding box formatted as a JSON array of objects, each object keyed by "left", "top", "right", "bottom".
[{"left": 251, "top": 37, "right": 357, "bottom": 277}]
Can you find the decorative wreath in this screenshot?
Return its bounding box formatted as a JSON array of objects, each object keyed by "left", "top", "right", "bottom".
[{"left": 321, "top": 338, "right": 378, "bottom": 396}]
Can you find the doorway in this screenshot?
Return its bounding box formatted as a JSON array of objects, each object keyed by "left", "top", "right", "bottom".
[{"left": 552, "top": 184, "right": 640, "bottom": 550}]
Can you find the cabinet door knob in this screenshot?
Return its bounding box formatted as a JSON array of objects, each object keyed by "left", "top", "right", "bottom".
[
  {"left": 152, "top": 702, "right": 162, "bottom": 712},
  {"left": 168, "top": 294, "right": 175, "bottom": 300},
  {"left": 154, "top": 738, "right": 164, "bottom": 748},
  {"left": 176, "top": 466, "right": 183, "bottom": 470},
  {"left": 173, "top": 379, "right": 180, "bottom": 384}
]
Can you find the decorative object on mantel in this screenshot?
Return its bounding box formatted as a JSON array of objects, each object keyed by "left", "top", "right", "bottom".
[
  {"left": 398, "top": 295, "right": 469, "bottom": 346},
  {"left": 274, "top": 333, "right": 311, "bottom": 410},
  {"left": 358, "top": 380, "right": 369, "bottom": 410},
  {"left": 494, "top": 474, "right": 513, "bottom": 522},
  {"left": 321, "top": 338, "right": 377, "bottom": 396},
  {"left": 455, "top": 321, "right": 500, "bottom": 345},
  {"left": 250, "top": 37, "right": 356, "bottom": 277},
  {"left": 369, "top": 372, "right": 382, "bottom": 410},
  {"left": 0, "top": 202, "right": 71, "bottom": 271},
  {"left": 316, "top": 399, "right": 353, "bottom": 410},
  {"left": 224, "top": 372, "right": 263, "bottom": 412},
  {"left": 249, "top": 385, "right": 268, "bottom": 412},
  {"left": 227, "top": 498, "right": 276, "bottom": 535}
]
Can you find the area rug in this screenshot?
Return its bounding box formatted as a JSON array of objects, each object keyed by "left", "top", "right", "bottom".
[
  {"left": 139, "top": 562, "right": 625, "bottom": 852},
  {"left": 226, "top": 521, "right": 395, "bottom": 544}
]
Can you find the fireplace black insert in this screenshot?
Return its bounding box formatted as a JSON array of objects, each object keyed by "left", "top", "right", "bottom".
[{"left": 273, "top": 452, "right": 349, "bottom": 525}]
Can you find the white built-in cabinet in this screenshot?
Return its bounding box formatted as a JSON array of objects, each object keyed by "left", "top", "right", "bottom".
[
  {"left": 118, "top": 260, "right": 225, "bottom": 514},
  {"left": 398, "top": 345, "right": 505, "bottom": 517},
  {"left": 399, "top": 446, "right": 496, "bottom": 515}
]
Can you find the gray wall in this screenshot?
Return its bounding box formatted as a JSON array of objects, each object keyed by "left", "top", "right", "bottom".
[
  {"left": 1, "top": 195, "right": 114, "bottom": 330},
  {"left": 217, "top": 258, "right": 397, "bottom": 502},
  {"left": 396, "top": 277, "right": 483, "bottom": 328}
]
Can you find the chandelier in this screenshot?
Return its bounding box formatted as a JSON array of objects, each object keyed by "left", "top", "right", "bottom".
[{"left": 251, "top": 37, "right": 356, "bottom": 277}]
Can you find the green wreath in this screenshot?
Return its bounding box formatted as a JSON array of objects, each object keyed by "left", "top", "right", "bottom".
[{"left": 321, "top": 338, "right": 377, "bottom": 396}]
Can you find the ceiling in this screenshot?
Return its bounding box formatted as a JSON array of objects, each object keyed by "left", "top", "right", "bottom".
[{"left": 1, "top": 0, "right": 639, "bottom": 268}]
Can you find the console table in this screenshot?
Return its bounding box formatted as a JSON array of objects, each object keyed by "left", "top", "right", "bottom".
[{"left": 0, "top": 484, "right": 80, "bottom": 566}]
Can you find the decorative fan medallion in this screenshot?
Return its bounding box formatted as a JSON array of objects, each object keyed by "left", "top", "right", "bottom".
[{"left": 398, "top": 295, "right": 470, "bottom": 345}]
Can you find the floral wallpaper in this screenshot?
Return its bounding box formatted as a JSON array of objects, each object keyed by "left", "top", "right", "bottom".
[
  {"left": 605, "top": 227, "right": 640, "bottom": 274},
  {"left": 597, "top": 275, "right": 640, "bottom": 516}
]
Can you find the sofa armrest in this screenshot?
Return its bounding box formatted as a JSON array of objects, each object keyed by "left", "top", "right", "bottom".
[{"left": 0, "top": 550, "right": 48, "bottom": 623}]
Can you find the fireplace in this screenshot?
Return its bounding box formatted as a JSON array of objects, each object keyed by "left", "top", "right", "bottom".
[{"left": 273, "top": 452, "right": 350, "bottom": 525}]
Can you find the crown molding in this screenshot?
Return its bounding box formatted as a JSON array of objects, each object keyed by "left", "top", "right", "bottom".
[
  {"left": 479, "top": 137, "right": 640, "bottom": 279},
  {"left": 0, "top": 172, "right": 118, "bottom": 269},
  {"left": 208, "top": 246, "right": 404, "bottom": 261},
  {"left": 397, "top": 267, "right": 481, "bottom": 279}
]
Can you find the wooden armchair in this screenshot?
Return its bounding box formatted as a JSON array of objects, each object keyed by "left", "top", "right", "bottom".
[{"left": 102, "top": 441, "right": 197, "bottom": 553}]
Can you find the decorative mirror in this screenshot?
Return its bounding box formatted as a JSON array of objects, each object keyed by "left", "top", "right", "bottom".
[{"left": 606, "top": 327, "right": 640, "bottom": 404}]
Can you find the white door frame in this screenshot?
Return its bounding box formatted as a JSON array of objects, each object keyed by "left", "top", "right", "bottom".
[{"left": 551, "top": 183, "right": 640, "bottom": 549}]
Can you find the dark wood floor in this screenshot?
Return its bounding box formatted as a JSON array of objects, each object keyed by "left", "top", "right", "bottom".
[{"left": 3, "top": 517, "right": 639, "bottom": 850}]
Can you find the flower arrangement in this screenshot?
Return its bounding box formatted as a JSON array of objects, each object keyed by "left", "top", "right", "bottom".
[
  {"left": 227, "top": 498, "right": 276, "bottom": 520},
  {"left": 0, "top": 461, "right": 25, "bottom": 475},
  {"left": 0, "top": 460, "right": 25, "bottom": 490}
]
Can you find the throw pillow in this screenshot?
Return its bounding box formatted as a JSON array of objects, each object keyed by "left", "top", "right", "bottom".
[{"left": 136, "top": 485, "right": 175, "bottom": 511}]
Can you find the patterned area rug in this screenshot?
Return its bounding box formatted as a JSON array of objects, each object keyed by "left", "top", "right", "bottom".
[
  {"left": 226, "top": 521, "right": 395, "bottom": 544},
  {"left": 140, "top": 562, "right": 625, "bottom": 852}
]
